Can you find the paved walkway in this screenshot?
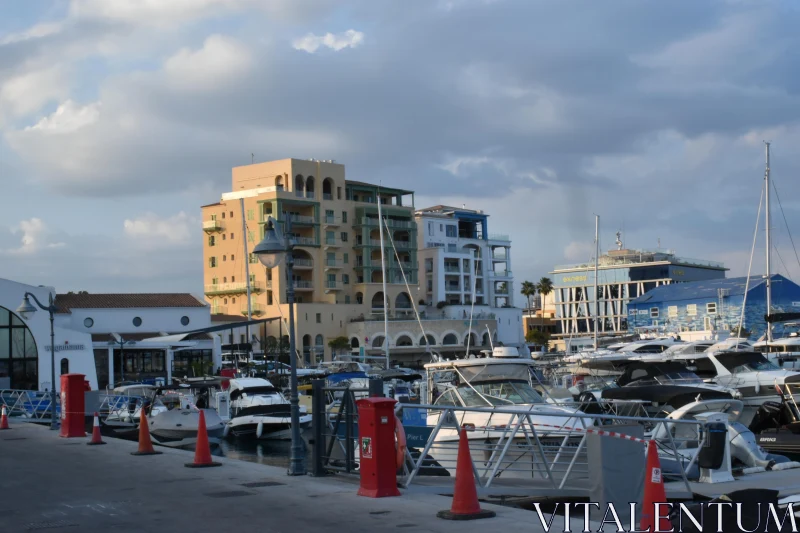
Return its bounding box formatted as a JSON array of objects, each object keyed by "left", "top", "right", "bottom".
[{"left": 0, "top": 423, "right": 588, "bottom": 532}]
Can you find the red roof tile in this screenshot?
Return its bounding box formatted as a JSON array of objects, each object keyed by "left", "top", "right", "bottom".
[{"left": 55, "top": 293, "right": 206, "bottom": 313}]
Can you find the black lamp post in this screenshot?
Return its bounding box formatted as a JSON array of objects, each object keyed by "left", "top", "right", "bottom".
[
  {"left": 253, "top": 215, "right": 305, "bottom": 476},
  {"left": 16, "top": 292, "right": 58, "bottom": 430}
]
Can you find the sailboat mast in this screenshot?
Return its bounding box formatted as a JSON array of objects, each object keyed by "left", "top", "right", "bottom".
[
  {"left": 594, "top": 215, "right": 599, "bottom": 351},
  {"left": 377, "top": 190, "right": 390, "bottom": 369},
  {"left": 240, "top": 198, "right": 252, "bottom": 359},
  {"left": 765, "top": 142, "right": 773, "bottom": 343}
]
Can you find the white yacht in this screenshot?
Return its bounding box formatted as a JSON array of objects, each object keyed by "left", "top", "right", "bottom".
[
  {"left": 753, "top": 324, "right": 800, "bottom": 368},
  {"left": 423, "top": 347, "right": 583, "bottom": 478},
  {"left": 224, "top": 378, "right": 312, "bottom": 440}
]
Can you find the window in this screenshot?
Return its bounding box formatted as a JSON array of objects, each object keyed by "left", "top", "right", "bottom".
[
  {"left": 230, "top": 233, "right": 234, "bottom": 239},
  {"left": 343, "top": 253, "right": 349, "bottom": 264},
  {"left": 316, "top": 313, "right": 321, "bottom": 324},
  {"left": 687, "top": 304, "right": 697, "bottom": 316},
  {"left": 650, "top": 307, "right": 659, "bottom": 318},
  {"left": 84, "top": 317, "right": 94, "bottom": 328},
  {"left": 61, "top": 358, "right": 69, "bottom": 375},
  {"left": 222, "top": 234, "right": 226, "bottom": 240},
  {"left": 337, "top": 186, "right": 342, "bottom": 200},
  {"left": 249, "top": 253, "right": 258, "bottom": 264},
  {"left": 209, "top": 257, "right": 217, "bottom": 268},
  {"left": 248, "top": 230, "right": 254, "bottom": 243},
  {"left": 440, "top": 224, "right": 443, "bottom": 231},
  {"left": 232, "top": 297, "right": 236, "bottom": 304},
  {"left": 707, "top": 302, "right": 717, "bottom": 314},
  {"left": 223, "top": 255, "right": 227, "bottom": 262},
  {"left": 223, "top": 277, "right": 227, "bottom": 283},
  {"left": 668, "top": 306, "right": 678, "bottom": 318},
  {"left": 249, "top": 274, "right": 256, "bottom": 284},
  {"left": 230, "top": 211, "right": 233, "bottom": 217},
  {"left": 232, "top": 276, "right": 235, "bottom": 282},
  {"left": 340, "top": 232, "right": 348, "bottom": 242},
  {"left": 212, "top": 277, "right": 218, "bottom": 284},
  {"left": 208, "top": 236, "right": 215, "bottom": 246},
  {"left": 181, "top": 316, "right": 190, "bottom": 326},
  {"left": 343, "top": 274, "right": 350, "bottom": 285},
  {"left": 247, "top": 209, "right": 254, "bottom": 221},
  {"left": 428, "top": 222, "right": 433, "bottom": 236},
  {"left": 267, "top": 291, "right": 273, "bottom": 305},
  {"left": 446, "top": 225, "right": 457, "bottom": 237},
  {"left": 345, "top": 295, "right": 351, "bottom": 304},
  {"left": 222, "top": 212, "right": 226, "bottom": 219},
  {"left": 132, "top": 317, "right": 142, "bottom": 327},
  {"left": 231, "top": 254, "right": 235, "bottom": 261},
  {"left": 342, "top": 211, "right": 347, "bottom": 223}
]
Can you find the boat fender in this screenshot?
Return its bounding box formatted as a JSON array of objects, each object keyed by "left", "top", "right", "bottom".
[
  {"left": 257, "top": 421, "right": 264, "bottom": 439},
  {"left": 395, "top": 415, "right": 407, "bottom": 470},
  {"left": 755, "top": 382, "right": 761, "bottom": 395},
  {"left": 223, "top": 423, "right": 231, "bottom": 438}
]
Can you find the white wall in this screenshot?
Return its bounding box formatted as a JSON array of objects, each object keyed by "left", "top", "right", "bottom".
[{"left": 60, "top": 306, "right": 211, "bottom": 335}]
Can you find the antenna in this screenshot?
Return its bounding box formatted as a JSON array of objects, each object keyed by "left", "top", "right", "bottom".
[
  {"left": 658, "top": 237, "right": 661, "bottom": 249},
  {"left": 251, "top": 153, "right": 254, "bottom": 164}
]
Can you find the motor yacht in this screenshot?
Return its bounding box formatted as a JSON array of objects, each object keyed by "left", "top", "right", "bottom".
[{"left": 223, "top": 377, "right": 311, "bottom": 440}]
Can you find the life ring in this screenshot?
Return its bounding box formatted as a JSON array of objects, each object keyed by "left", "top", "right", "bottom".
[{"left": 395, "top": 415, "right": 407, "bottom": 470}]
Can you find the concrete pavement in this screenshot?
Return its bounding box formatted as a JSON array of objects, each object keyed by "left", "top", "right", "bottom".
[{"left": 0, "top": 422, "right": 586, "bottom": 532}]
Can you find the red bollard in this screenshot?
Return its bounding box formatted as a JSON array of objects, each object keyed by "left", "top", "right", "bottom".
[
  {"left": 356, "top": 397, "right": 401, "bottom": 498},
  {"left": 60, "top": 374, "right": 87, "bottom": 438}
]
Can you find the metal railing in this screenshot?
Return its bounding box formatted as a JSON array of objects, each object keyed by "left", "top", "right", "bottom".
[
  {"left": 294, "top": 280, "right": 313, "bottom": 289},
  {"left": 294, "top": 236, "right": 317, "bottom": 246},
  {"left": 395, "top": 403, "right": 699, "bottom": 495},
  {"left": 323, "top": 193, "right": 333, "bottom": 201},
  {"left": 293, "top": 258, "right": 313, "bottom": 267},
  {"left": 0, "top": 389, "right": 57, "bottom": 421},
  {"left": 202, "top": 220, "right": 222, "bottom": 231},
  {"left": 204, "top": 281, "right": 263, "bottom": 294}
]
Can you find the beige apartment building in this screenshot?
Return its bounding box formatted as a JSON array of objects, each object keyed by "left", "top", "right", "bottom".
[{"left": 201, "top": 158, "right": 514, "bottom": 367}]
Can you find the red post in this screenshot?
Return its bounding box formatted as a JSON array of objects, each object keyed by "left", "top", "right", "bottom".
[
  {"left": 59, "top": 373, "right": 87, "bottom": 438},
  {"left": 356, "top": 397, "right": 401, "bottom": 498}
]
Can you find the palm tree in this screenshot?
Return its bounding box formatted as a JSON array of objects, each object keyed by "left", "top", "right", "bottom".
[
  {"left": 537, "top": 277, "right": 554, "bottom": 326},
  {"left": 521, "top": 280, "right": 536, "bottom": 316}
]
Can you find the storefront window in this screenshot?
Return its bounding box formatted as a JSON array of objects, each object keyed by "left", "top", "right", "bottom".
[
  {"left": 113, "top": 349, "right": 167, "bottom": 385},
  {"left": 172, "top": 349, "right": 213, "bottom": 378},
  {"left": 0, "top": 306, "right": 38, "bottom": 390}
]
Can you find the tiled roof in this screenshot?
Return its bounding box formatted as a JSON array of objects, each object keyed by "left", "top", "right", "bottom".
[{"left": 55, "top": 293, "right": 206, "bottom": 313}]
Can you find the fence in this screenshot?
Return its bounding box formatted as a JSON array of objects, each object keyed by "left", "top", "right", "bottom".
[{"left": 0, "top": 389, "right": 57, "bottom": 421}]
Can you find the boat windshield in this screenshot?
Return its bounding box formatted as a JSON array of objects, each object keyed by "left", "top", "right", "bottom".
[
  {"left": 626, "top": 371, "right": 704, "bottom": 387},
  {"left": 716, "top": 353, "right": 780, "bottom": 373},
  {"left": 456, "top": 381, "right": 545, "bottom": 406}
]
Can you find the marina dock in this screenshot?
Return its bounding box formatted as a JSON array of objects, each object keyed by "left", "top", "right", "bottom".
[{"left": 0, "top": 423, "right": 595, "bottom": 532}]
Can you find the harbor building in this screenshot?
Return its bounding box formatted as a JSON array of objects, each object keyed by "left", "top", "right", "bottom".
[
  {"left": 627, "top": 274, "right": 800, "bottom": 341},
  {"left": 550, "top": 239, "right": 727, "bottom": 342},
  {"left": 202, "top": 159, "right": 523, "bottom": 366},
  {"left": 0, "top": 277, "right": 225, "bottom": 392}
]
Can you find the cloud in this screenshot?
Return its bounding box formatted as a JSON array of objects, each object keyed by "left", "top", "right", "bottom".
[
  {"left": 26, "top": 100, "right": 101, "bottom": 134},
  {"left": 0, "top": 67, "right": 68, "bottom": 124},
  {"left": 0, "top": 22, "right": 63, "bottom": 45},
  {"left": 123, "top": 212, "right": 198, "bottom": 247},
  {"left": 292, "top": 29, "right": 364, "bottom": 53},
  {"left": 163, "top": 35, "right": 253, "bottom": 90},
  {"left": 5, "top": 218, "right": 66, "bottom": 255},
  {"left": 563, "top": 241, "right": 595, "bottom": 263}
]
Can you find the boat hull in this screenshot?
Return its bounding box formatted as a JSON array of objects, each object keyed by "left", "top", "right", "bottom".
[{"left": 227, "top": 414, "right": 313, "bottom": 440}]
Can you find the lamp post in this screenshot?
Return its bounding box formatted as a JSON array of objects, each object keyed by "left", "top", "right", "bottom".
[
  {"left": 109, "top": 338, "right": 136, "bottom": 385},
  {"left": 253, "top": 215, "right": 305, "bottom": 476},
  {"left": 16, "top": 292, "right": 58, "bottom": 430}
]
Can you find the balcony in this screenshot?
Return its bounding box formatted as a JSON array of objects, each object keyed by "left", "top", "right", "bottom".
[
  {"left": 323, "top": 193, "right": 333, "bottom": 201},
  {"left": 293, "top": 236, "right": 318, "bottom": 246},
  {"left": 292, "top": 258, "right": 313, "bottom": 269},
  {"left": 211, "top": 305, "right": 227, "bottom": 315},
  {"left": 490, "top": 270, "right": 513, "bottom": 278},
  {"left": 283, "top": 214, "right": 315, "bottom": 225},
  {"left": 444, "top": 265, "right": 460, "bottom": 273},
  {"left": 492, "top": 252, "right": 507, "bottom": 260},
  {"left": 323, "top": 215, "right": 339, "bottom": 226},
  {"left": 358, "top": 217, "right": 415, "bottom": 229},
  {"left": 324, "top": 237, "right": 341, "bottom": 247},
  {"left": 203, "top": 220, "right": 222, "bottom": 232},
  {"left": 494, "top": 288, "right": 509, "bottom": 295},
  {"left": 488, "top": 233, "right": 510, "bottom": 242},
  {"left": 392, "top": 261, "right": 415, "bottom": 271},
  {"left": 204, "top": 281, "right": 264, "bottom": 295},
  {"left": 294, "top": 280, "right": 314, "bottom": 290},
  {"left": 241, "top": 303, "right": 265, "bottom": 316},
  {"left": 325, "top": 281, "right": 341, "bottom": 290},
  {"left": 325, "top": 259, "right": 342, "bottom": 269}
]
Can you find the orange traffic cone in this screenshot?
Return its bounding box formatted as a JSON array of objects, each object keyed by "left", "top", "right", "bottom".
[
  {"left": 87, "top": 412, "right": 106, "bottom": 445},
  {"left": 0, "top": 406, "right": 10, "bottom": 430},
  {"left": 185, "top": 410, "right": 221, "bottom": 468},
  {"left": 131, "top": 408, "right": 162, "bottom": 456},
  {"left": 640, "top": 440, "right": 672, "bottom": 532},
  {"left": 437, "top": 428, "right": 496, "bottom": 520}
]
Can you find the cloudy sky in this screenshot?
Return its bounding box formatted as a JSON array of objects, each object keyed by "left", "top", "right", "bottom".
[{"left": 2, "top": 0, "right": 800, "bottom": 300}]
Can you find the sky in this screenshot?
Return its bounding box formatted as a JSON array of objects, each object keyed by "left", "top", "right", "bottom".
[{"left": 2, "top": 0, "right": 800, "bottom": 301}]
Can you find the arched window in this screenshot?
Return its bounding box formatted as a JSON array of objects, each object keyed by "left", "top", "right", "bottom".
[
  {"left": 0, "top": 306, "right": 38, "bottom": 390},
  {"left": 371, "top": 291, "right": 385, "bottom": 309},
  {"left": 396, "top": 335, "right": 413, "bottom": 347},
  {"left": 305, "top": 176, "right": 315, "bottom": 198},
  {"left": 372, "top": 335, "right": 385, "bottom": 348},
  {"left": 464, "top": 332, "right": 477, "bottom": 347},
  {"left": 302, "top": 334, "right": 312, "bottom": 366},
  {"left": 60, "top": 358, "right": 69, "bottom": 375},
  {"left": 420, "top": 334, "right": 436, "bottom": 347},
  {"left": 350, "top": 337, "right": 360, "bottom": 348},
  {"left": 275, "top": 175, "right": 283, "bottom": 189},
  {"left": 443, "top": 333, "right": 458, "bottom": 345},
  {"left": 356, "top": 292, "right": 364, "bottom": 305},
  {"left": 322, "top": 178, "right": 334, "bottom": 200},
  {"left": 395, "top": 292, "right": 412, "bottom": 309},
  {"left": 481, "top": 332, "right": 491, "bottom": 347},
  {"left": 294, "top": 174, "right": 304, "bottom": 195},
  {"left": 315, "top": 334, "right": 324, "bottom": 346}
]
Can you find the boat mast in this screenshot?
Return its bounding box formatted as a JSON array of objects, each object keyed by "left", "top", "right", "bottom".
[
  {"left": 240, "top": 198, "right": 252, "bottom": 367},
  {"left": 594, "top": 215, "right": 599, "bottom": 351},
  {"left": 765, "top": 142, "right": 773, "bottom": 343},
  {"left": 377, "top": 188, "right": 390, "bottom": 369}
]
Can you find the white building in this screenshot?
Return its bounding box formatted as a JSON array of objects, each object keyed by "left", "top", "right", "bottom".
[
  {"left": 0, "top": 277, "right": 226, "bottom": 392},
  {"left": 414, "top": 205, "right": 522, "bottom": 348}
]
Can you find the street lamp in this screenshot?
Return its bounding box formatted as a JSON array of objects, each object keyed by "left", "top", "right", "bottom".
[
  {"left": 109, "top": 338, "right": 136, "bottom": 385},
  {"left": 16, "top": 292, "right": 59, "bottom": 430},
  {"left": 253, "top": 216, "right": 305, "bottom": 476}
]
